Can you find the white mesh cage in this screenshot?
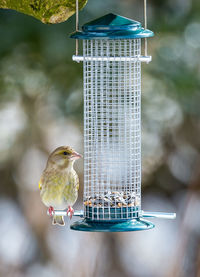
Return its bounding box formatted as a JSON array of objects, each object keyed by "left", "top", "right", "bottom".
[{"left": 83, "top": 39, "right": 141, "bottom": 221}]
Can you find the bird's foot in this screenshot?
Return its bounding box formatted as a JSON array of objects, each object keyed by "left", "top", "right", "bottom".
[
  {"left": 48, "top": 206, "right": 55, "bottom": 216},
  {"left": 67, "top": 206, "right": 74, "bottom": 219}
]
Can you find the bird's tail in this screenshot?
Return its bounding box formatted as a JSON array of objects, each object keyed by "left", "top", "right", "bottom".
[{"left": 52, "top": 215, "right": 65, "bottom": 226}]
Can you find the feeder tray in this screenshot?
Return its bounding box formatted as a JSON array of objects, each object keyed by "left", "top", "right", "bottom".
[{"left": 70, "top": 218, "right": 154, "bottom": 232}]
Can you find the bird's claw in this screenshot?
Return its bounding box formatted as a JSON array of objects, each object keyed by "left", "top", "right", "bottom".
[
  {"left": 67, "top": 206, "right": 74, "bottom": 219},
  {"left": 48, "top": 206, "right": 55, "bottom": 216}
]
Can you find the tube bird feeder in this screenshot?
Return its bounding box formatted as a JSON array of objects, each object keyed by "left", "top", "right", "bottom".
[{"left": 63, "top": 12, "right": 176, "bottom": 232}]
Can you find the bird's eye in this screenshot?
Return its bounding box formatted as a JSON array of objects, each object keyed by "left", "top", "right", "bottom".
[{"left": 63, "top": 151, "right": 69, "bottom": 155}]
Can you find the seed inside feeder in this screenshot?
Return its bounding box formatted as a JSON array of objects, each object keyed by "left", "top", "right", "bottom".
[{"left": 84, "top": 191, "right": 140, "bottom": 208}]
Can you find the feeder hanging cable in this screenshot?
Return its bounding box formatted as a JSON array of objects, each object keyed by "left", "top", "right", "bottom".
[
  {"left": 76, "top": 0, "right": 79, "bottom": 56},
  {"left": 144, "top": 0, "right": 148, "bottom": 56}
]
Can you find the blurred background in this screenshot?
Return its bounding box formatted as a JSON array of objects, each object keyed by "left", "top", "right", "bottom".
[{"left": 0, "top": 0, "right": 200, "bottom": 276}]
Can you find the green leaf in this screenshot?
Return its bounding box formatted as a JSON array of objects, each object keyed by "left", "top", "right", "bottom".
[{"left": 0, "top": 0, "right": 87, "bottom": 24}]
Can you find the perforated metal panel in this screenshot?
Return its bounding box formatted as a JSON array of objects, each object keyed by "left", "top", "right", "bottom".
[{"left": 83, "top": 39, "right": 141, "bottom": 220}]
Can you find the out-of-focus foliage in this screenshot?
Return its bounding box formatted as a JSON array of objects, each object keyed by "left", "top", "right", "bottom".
[
  {"left": 0, "top": 0, "right": 200, "bottom": 276},
  {"left": 0, "top": 0, "right": 87, "bottom": 23}
]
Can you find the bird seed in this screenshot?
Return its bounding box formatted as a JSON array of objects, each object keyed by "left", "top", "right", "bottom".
[{"left": 84, "top": 190, "right": 140, "bottom": 208}]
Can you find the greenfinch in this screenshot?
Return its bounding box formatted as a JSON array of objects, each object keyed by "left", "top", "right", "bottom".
[{"left": 39, "top": 146, "right": 82, "bottom": 226}]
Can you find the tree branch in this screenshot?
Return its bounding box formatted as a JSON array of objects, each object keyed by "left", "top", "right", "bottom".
[{"left": 0, "top": 0, "right": 87, "bottom": 24}]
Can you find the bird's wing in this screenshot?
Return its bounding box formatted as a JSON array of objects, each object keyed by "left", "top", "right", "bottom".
[
  {"left": 63, "top": 171, "right": 79, "bottom": 199},
  {"left": 69, "top": 171, "right": 79, "bottom": 190}
]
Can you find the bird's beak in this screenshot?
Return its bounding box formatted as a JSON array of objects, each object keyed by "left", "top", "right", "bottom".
[{"left": 71, "top": 152, "right": 82, "bottom": 160}]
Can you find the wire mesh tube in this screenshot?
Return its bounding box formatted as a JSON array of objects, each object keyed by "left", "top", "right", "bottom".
[{"left": 83, "top": 39, "right": 142, "bottom": 221}]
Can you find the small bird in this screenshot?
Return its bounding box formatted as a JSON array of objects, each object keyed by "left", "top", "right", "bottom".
[{"left": 39, "top": 146, "right": 82, "bottom": 226}]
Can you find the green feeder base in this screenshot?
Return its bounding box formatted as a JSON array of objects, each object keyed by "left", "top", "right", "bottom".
[{"left": 70, "top": 218, "right": 155, "bottom": 232}]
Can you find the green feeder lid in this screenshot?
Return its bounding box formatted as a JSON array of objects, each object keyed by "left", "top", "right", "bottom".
[{"left": 70, "top": 13, "right": 154, "bottom": 39}]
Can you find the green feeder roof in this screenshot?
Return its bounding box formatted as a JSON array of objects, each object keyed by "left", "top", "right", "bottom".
[{"left": 70, "top": 13, "right": 154, "bottom": 39}]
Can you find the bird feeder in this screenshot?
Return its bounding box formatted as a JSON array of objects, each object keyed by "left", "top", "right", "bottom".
[{"left": 52, "top": 2, "right": 176, "bottom": 231}]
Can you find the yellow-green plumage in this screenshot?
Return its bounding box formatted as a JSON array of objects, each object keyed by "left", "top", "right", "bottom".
[{"left": 39, "top": 146, "right": 81, "bottom": 226}]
